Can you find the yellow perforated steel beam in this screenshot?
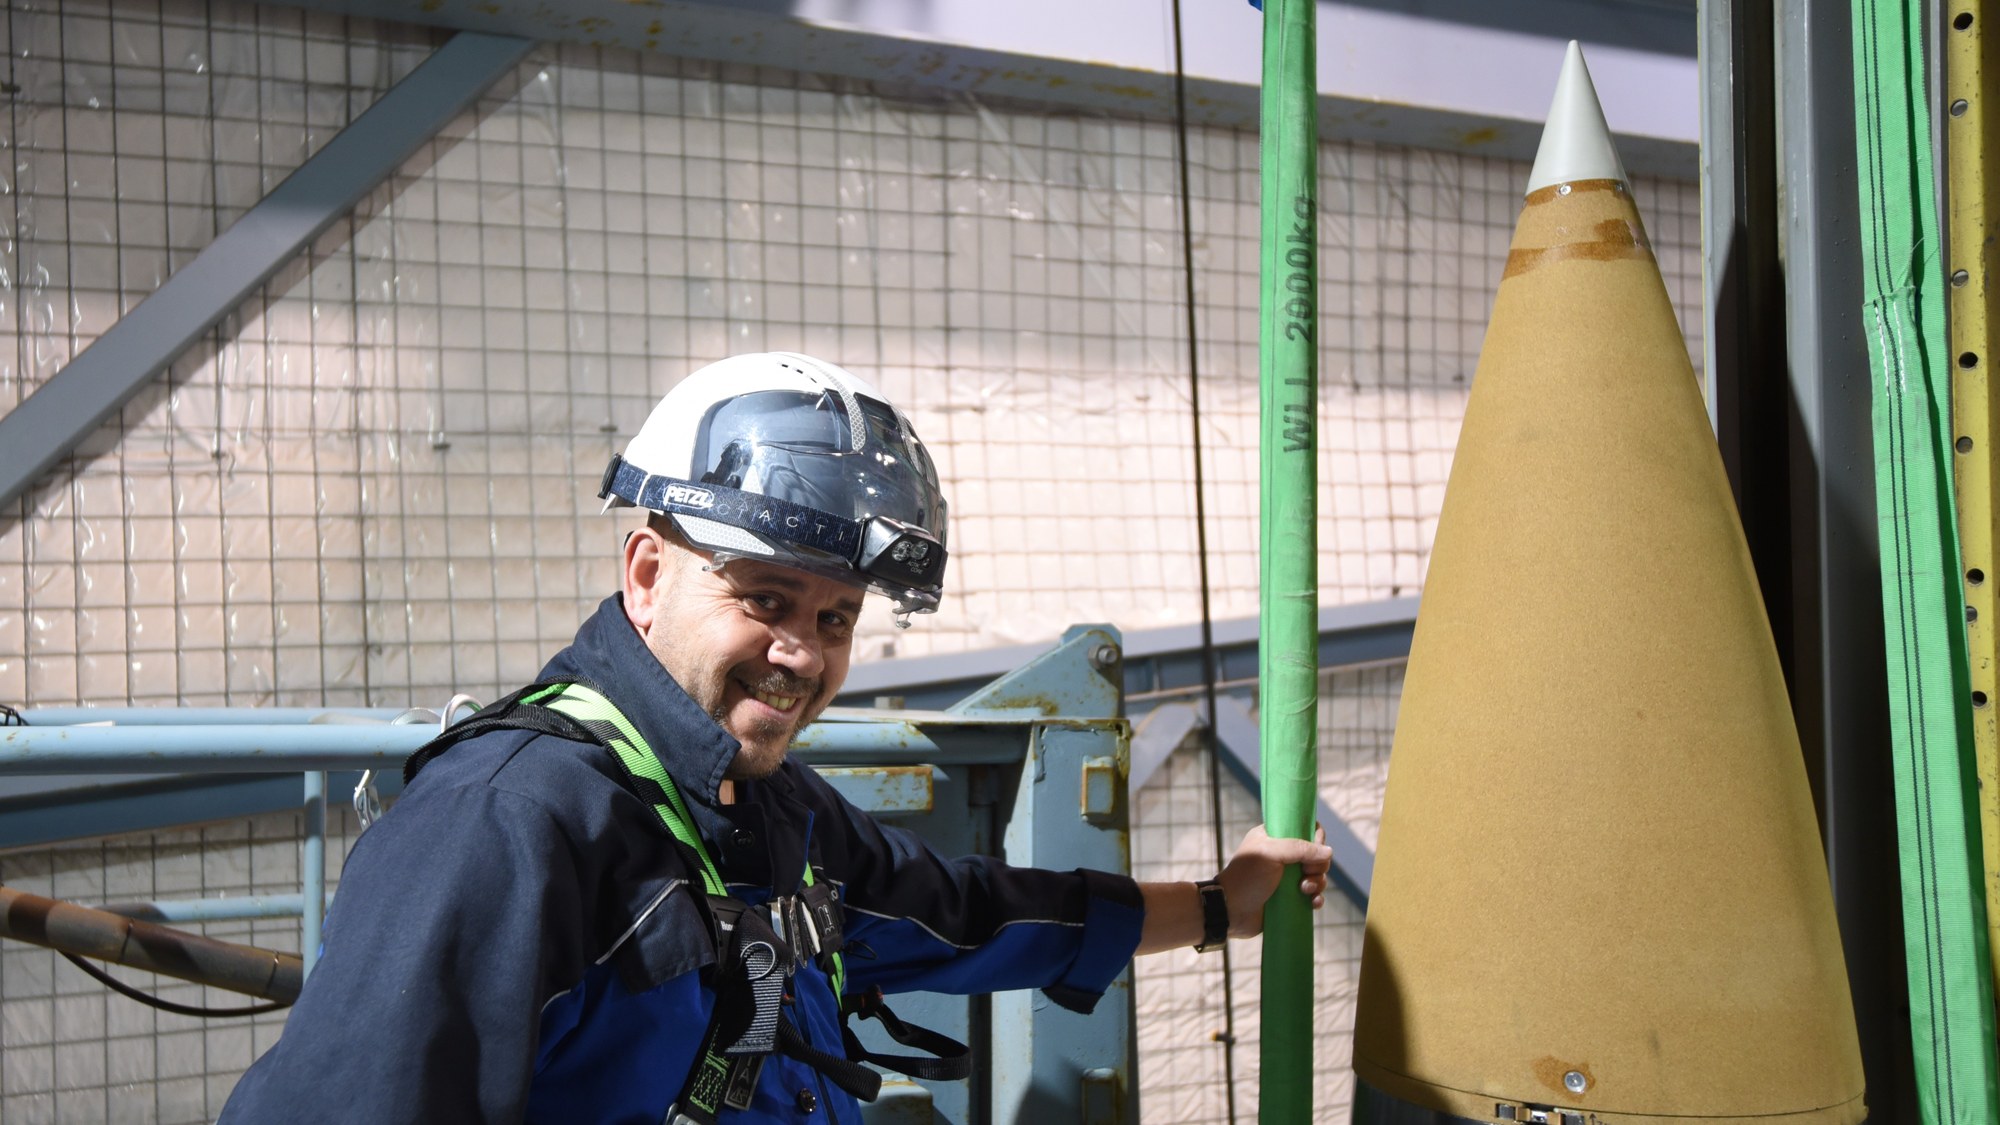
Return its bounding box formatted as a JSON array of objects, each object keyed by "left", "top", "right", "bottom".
[{"left": 1945, "top": 0, "right": 2000, "bottom": 999}]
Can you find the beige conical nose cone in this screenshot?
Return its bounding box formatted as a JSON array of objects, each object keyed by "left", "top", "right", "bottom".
[{"left": 1351, "top": 44, "right": 1865, "bottom": 1125}]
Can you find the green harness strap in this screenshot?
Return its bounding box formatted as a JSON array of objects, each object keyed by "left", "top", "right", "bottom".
[
  {"left": 1850, "top": 1, "right": 2000, "bottom": 1120},
  {"left": 539, "top": 684, "right": 726, "bottom": 896},
  {"left": 538, "top": 681, "right": 845, "bottom": 996}
]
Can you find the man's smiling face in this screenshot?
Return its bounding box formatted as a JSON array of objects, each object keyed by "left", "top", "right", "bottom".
[{"left": 627, "top": 521, "right": 862, "bottom": 778}]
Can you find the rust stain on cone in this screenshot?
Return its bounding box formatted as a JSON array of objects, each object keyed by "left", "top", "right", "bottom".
[{"left": 1352, "top": 44, "right": 1865, "bottom": 1125}]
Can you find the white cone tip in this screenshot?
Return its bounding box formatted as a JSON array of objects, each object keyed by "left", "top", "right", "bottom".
[{"left": 1524, "top": 41, "right": 1629, "bottom": 195}]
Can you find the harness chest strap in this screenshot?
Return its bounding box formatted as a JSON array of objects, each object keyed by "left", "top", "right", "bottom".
[{"left": 400, "top": 677, "right": 969, "bottom": 1114}]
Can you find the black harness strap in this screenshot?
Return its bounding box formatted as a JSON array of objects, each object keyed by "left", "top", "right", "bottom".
[{"left": 840, "top": 987, "right": 973, "bottom": 1083}]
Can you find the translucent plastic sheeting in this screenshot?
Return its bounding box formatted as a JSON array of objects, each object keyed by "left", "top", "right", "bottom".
[{"left": 1, "top": 4, "right": 1705, "bottom": 716}]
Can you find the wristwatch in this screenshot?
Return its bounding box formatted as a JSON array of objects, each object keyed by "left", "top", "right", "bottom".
[{"left": 1193, "top": 877, "right": 1229, "bottom": 953}]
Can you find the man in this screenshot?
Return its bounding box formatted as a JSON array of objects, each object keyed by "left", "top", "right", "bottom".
[{"left": 221, "top": 352, "right": 1331, "bottom": 1123}]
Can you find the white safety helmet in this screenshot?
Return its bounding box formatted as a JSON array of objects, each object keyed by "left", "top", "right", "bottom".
[{"left": 600, "top": 352, "right": 949, "bottom": 616}]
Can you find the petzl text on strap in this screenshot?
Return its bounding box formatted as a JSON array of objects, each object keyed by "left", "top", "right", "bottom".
[{"left": 600, "top": 454, "right": 865, "bottom": 562}]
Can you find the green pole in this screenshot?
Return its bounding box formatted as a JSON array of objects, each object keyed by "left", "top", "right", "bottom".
[{"left": 1256, "top": 0, "right": 1318, "bottom": 1120}]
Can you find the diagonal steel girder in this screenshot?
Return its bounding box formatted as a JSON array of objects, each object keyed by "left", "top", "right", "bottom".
[
  {"left": 1208, "top": 694, "right": 1372, "bottom": 909},
  {"left": 1128, "top": 693, "right": 1376, "bottom": 909},
  {"left": 0, "top": 31, "right": 537, "bottom": 513}
]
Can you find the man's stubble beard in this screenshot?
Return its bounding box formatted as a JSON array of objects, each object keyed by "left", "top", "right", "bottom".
[{"left": 716, "top": 669, "right": 827, "bottom": 779}]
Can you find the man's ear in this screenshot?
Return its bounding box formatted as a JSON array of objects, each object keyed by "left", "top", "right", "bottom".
[{"left": 623, "top": 524, "right": 669, "bottom": 632}]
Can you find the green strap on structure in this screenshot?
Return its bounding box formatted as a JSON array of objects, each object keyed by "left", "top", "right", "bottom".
[
  {"left": 1850, "top": 1, "right": 2000, "bottom": 1120},
  {"left": 541, "top": 682, "right": 848, "bottom": 997},
  {"left": 1256, "top": 0, "right": 1319, "bottom": 1119},
  {"left": 544, "top": 684, "right": 729, "bottom": 898}
]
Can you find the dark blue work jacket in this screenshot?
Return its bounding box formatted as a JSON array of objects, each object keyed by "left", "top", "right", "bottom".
[{"left": 221, "top": 595, "right": 1144, "bottom": 1123}]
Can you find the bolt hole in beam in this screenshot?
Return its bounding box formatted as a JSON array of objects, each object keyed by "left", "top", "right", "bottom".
[
  {"left": 1972, "top": 568, "right": 1988, "bottom": 586},
  {"left": 1953, "top": 99, "right": 1971, "bottom": 117},
  {"left": 1977, "top": 691, "right": 1991, "bottom": 709},
  {"left": 1954, "top": 11, "right": 1974, "bottom": 30},
  {"left": 1962, "top": 351, "right": 1982, "bottom": 369},
  {"left": 1961, "top": 436, "right": 1977, "bottom": 453},
  {"left": 1957, "top": 269, "right": 1974, "bottom": 285}
]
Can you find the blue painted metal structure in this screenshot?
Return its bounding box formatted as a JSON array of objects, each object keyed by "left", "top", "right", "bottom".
[
  {"left": 839, "top": 597, "right": 1417, "bottom": 712},
  {"left": 0, "top": 31, "right": 536, "bottom": 513},
  {"left": 97, "top": 893, "right": 323, "bottom": 923},
  {"left": 972, "top": 628, "right": 1138, "bottom": 1122},
  {"left": 840, "top": 601, "right": 1412, "bottom": 911},
  {"left": 19, "top": 708, "right": 405, "bottom": 725},
  {"left": 0, "top": 602, "right": 1415, "bottom": 851}
]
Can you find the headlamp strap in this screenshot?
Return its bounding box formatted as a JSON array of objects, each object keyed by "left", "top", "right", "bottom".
[{"left": 602, "top": 458, "right": 865, "bottom": 563}]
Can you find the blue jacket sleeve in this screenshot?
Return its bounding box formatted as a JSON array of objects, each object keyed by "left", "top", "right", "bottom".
[
  {"left": 219, "top": 781, "right": 590, "bottom": 1125},
  {"left": 792, "top": 765, "right": 1145, "bottom": 1013}
]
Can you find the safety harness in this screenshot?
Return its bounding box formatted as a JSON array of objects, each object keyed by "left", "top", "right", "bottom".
[{"left": 401, "top": 678, "right": 970, "bottom": 1121}]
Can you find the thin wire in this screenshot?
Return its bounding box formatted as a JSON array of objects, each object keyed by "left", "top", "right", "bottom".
[
  {"left": 61, "top": 952, "right": 290, "bottom": 1018},
  {"left": 1168, "top": 0, "right": 1238, "bottom": 1120}
]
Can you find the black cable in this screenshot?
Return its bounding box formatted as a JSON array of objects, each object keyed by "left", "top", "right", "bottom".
[
  {"left": 0, "top": 704, "right": 24, "bottom": 726},
  {"left": 1168, "top": 1, "right": 1239, "bottom": 1119},
  {"left": 61, "top": 953, "right": 290, "bottom": 1018}
]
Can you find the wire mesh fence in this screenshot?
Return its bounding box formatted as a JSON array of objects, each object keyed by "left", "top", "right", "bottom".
[{"left": 0, "top": 2, "right": 1704, "bottom": 1121}]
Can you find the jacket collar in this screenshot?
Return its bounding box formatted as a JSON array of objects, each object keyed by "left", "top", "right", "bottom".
[{"left": 539, "top": 594, "right": 742, "bottom": 826}]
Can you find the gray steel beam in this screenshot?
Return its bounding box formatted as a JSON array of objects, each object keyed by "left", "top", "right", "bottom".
[
  {"left": 0, "top": 31, "right": 537, "bottom": 513},
  {"left": 1124, "top": 691, "right": 1374, "bottom": 910},
  {"left": 1128, "top": 701, "right": 1201, "bottom": 795},
  {"left": 266, "top": 0, "right": 1698, "bottom": 179},
  {"left": 1209, "top": 695, "right": 1371, "bottom": 909},
  {"left": 1771, "top": 0, "right": 1912, "bottom": 1114},
  {"left": 838, "top": 598, "right": 1419, "bottom": 712}
]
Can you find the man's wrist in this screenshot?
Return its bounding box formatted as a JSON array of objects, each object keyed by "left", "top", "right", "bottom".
[{"left": 1193, "top": 877, "right": 1229, "bottom": 953}]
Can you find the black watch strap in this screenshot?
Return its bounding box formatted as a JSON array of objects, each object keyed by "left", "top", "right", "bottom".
[{"left": 1193, "top": 877, "right": 1229, "bottom": 953}]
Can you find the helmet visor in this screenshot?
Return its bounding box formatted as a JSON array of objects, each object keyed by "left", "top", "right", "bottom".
[{"left": 692, "top": 390, "right": 946, "bottom": 538}]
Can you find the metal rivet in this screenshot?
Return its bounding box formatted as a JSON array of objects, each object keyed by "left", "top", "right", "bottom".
[
  {"left": 1557, "top": 183, "right": 1573, "bottom": 195},
  {"left": 1563, "top": 1070, "right": 1588, "bottom": 1094},
  {"left": 1090, "top": 643, "right": 1121, "bottom": 669}
]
